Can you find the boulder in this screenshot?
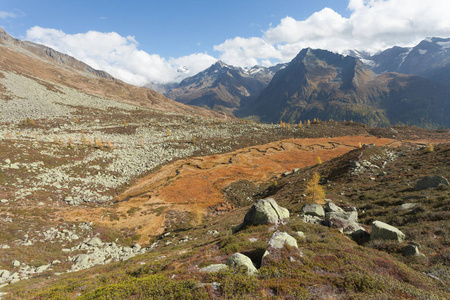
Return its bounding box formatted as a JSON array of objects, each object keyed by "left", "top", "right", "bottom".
[
  {"left": 86, "top": 237, "right": 103, "bottom": 247},
  {"left": 199, "top": 264, "right": 229, "bottom": 273},
  {"left": 402, "top": 244, "right": 424, "bottom": 257},
  {"left": 0, "top": 270, "right": 10, "bottom": 279},
  {"left": 11, "top": 260, "right": 20, "bottom": 267},
  {"left": 414, "top": 176, "right": 449, "bottom": 191},
  {"left": 72, "top": 254, "right": 90, "bottom": 267},
  {"left": 324, "top": 202, "right": 344, "bottom": 213},
  {"left": 370, "top": 221, "right": 405, "bottom": 242},
  {"left": 35, "top": 264, "right": 51, "bottom": 273},
  {"left": 297, "top": 231, "right": 306, "bottom": 239},
  {"left": 267, "top": 231, "right": 298, "bottom": 250},
  {"left": 325, "top": 211, "right": 358, "bottom": 224},
  {"left": 301, "top": 203, "right": 325, "bottom": 218},
  {"left": 226, "top": 253, "right": 257, "bottom": 274},
  {"left": 242, "top": 198, "right": 289, "bottom": 226}
]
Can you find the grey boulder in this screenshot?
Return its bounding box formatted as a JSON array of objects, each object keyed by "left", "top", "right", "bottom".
[
  {"left": 370, "top": 221, "right": 405, "bottom": 242},
  {"left": 267, "top": 231, "right": 298, "bottom": 250},
  {"left": 414, "top": 176, "right": 449, "bottom": 190},
  {"left": 301, "top": 203, "right": 325, "bottom": 218},
  {"left": 226, "top": 253, "right": 257, "bottom": 274},
  {"left": 324, "top": 202, "right": 344, "bottom": 213},
  {"left": 242, "top": 198, "right": 289, "bottom": 226}
]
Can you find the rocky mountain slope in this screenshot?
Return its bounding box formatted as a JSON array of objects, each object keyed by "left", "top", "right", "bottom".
[
  {"left": 162, "top": 61, "right": 285, "bottom": 113},
  {"left": 0, "top": 27, "right": 225, "bottom": 119},
  {"left": 360, "top": 37, "right": 450, "bottom": 84},
  {"left": 239, "top": 48, "right": 450, "bottom": 128}
]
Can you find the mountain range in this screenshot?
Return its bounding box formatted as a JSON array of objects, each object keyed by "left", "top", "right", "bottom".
[{"left": 161, "top": 37, "right": 450, "bottom": 128}]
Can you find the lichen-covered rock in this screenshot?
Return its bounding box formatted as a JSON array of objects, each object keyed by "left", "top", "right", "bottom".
[
  {"left": 414, "top": 176, "right": 449, "bottom": 190},
  {"left": 301, "top": 203, "right": 325, "bottom": 218},
  {"left": 199, "top": 264, "right": 229, "bottom": 273},
  {"left": 370, "top": 221, "right": 405, "bottom": 242},
  {"left": 267, "top": 231, "right": 298, "bottom": 250},
  {"left": 226, "top": 253, "right": 257, "bottom": 274},
  {"left": 242, "top": 198, "right": 289, "bottom": 226}
]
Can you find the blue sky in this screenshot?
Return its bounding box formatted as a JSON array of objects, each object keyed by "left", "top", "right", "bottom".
[
  {"left": 1, "top": 0, "right": 450, "bottom": 85},
  {"left": 1, "top": 0, "right": 349, "bottom": 57}
]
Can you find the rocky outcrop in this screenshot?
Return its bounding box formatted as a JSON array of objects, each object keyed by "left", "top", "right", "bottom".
[
  {"left": 414, "top": 176, "right": 449, "bottom": 190},
  {"left": 226, "top": 253, "right": 257, "bottom": 274},
  {"left": 370, "top": 221, "right": 405, "bottom": 242}
]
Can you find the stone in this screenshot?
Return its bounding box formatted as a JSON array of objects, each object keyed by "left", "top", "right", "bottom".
[
  {"left": 226, "top": 253, "right": 257, "bottom": 274},
  {"left": 9, "top": 163, "right": 19, "bottom": 169},
  {"left": 370, "top": 221, "right": 405, "bottom": 242},
  {"left": 297, "top": 231, "right": 306, "bottom": 239},
  {"left": 0, "top": 270, "right": 10, "bottom": 279},
  {"left": 73, "top": 254, "right": 90, "bottom": 267},
  {"left": 282, "top": 171, "right": 291, "bottom": 177},
  {"left": 349, "top": 161, "right": 361, "bottom": 168},
  {"left": 11, "top": 260, "right": 20, "bottom": 267},
  {"left": 35, "top": 264, "right": 50, "bottom": 273},
  {"left": 267, "top": 231, "right": 298, "bottom": 250},
  {"left": 414, "top": 176, "right": 449, "bottom": 191},
  {"left": 325, "top": 211, "right": 358, "bottom": 224},
  {"left": 301, "top": 203, "right": 325, "bottom": 218},
  {"left": 400, "top": 203, "right": 418, "bottom": 210},
  {"left": 199, "top": 264, "right": 229, "bottom": 273},
  {"left": 0, "top": 199, "right": 8, "bottom": 203},
  {"left": 86, "top": 237, "right": 103, "bottom": 247},
  {"left": 4, "top": 159, "right": 11, "bottom": 164},
  {"left": 132, "top": 243, "right": 141, "bottom": 252},
  {"left": 242, "top": 198, "right": 289, "bottom": 226},
  {"left": 324, "top": 202, "right": 344, "bottom": 213},
  {"left": 207, "top": 230, "right": 219, "bottom": 235},
  {"left": 402, "top": 244, "right": 423, "bottom": 257}
]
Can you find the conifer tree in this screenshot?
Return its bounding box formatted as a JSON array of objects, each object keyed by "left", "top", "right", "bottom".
[{"left": 305, "top": 172, "right": 325, "bottom": 204}]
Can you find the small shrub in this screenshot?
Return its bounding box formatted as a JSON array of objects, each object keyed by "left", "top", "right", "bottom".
[{"left": 425, "top": 143, "right": 434, "bottom": 153}]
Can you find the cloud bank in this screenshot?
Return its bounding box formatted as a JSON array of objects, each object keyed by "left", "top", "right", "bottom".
[
  {"left": 25, "top": 0, "right": 450, "bottom": 85},
  {"left": 26, "top": 26, "right": 217, "bottom": 86}
]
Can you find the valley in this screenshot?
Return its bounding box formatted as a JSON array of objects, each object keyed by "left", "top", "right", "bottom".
[{"left": 0, "top": 26, "right": 449, "bottom": 299}]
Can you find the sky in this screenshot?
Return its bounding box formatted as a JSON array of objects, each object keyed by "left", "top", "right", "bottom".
[{"left": 1, "top": 0, "right": 450, "bottom": 85}]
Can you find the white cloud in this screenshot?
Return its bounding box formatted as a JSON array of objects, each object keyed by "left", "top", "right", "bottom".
[
  {"left": 0, "top": 11, "right": 17, "bottom": 19},
  {"left": 214, "top": 0, "right": 450, "bottom": 64},
  {"left": 213, "top": 37, "right": 281, "bottom": 67},
  {"left": 26, "top": 26, "right": 216, "bottom": 85}
]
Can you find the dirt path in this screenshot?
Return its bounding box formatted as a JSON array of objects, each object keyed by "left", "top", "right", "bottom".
[{"left": 62, "top": 135, "right": 434, "bottom": 243}]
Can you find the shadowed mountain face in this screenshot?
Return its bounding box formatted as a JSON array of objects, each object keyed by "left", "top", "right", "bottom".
[
  {"left": 163, "top": 61, "right": 285, "bottom": 113},
  {"left": 239, "top": 48, "right": 450, "bottom": 128},
  {"left": 0, "top": 27, "right": 227, "bottom": 119}
]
